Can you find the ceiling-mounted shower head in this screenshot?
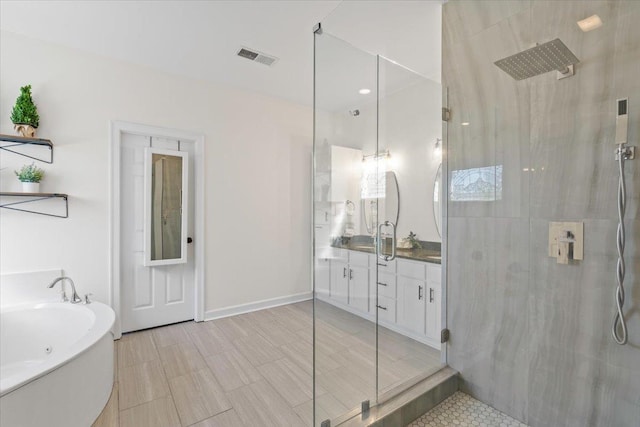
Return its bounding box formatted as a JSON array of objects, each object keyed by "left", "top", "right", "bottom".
[{"left": 494, "top": 38, "right": 580, "bottom": 81}]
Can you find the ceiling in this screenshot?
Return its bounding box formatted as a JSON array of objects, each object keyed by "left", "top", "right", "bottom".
[{"left": 0, "top": 1, "right": 442, "bottom": 107}]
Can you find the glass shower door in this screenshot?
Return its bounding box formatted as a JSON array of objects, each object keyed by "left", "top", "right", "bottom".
[
  {"left": 313, "top": 30, "right": 379, "bottom": 425},
  {"left": 375, "top": 56, "right": 446, "bottom": 403},
  {"left": 313, "top": 28, "right": 447, "bottom": 425}
]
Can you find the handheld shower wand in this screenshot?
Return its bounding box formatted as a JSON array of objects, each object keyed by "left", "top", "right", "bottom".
[{"left": 613, "top": 98, "right": 634, "bottom": 345}]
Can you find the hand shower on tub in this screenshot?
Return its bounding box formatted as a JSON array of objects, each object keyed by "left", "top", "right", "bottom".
[{"left": 613, "top": 98, "right": 635, "bottom": 345}]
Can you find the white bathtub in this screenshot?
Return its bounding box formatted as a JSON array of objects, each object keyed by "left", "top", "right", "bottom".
[{"left": 0, "top": 301, "right": 115, "bottom": 427}]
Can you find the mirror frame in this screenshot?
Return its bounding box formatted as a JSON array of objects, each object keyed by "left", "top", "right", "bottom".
[
  {"left": 143, "top": 147, "right": 189, "bottom": 267},
  {"left": 433, "top": 163, "right": 442, "bottom": 238},
  {"left": 361, "top": 170, "right": 400, "bottom": 235}
]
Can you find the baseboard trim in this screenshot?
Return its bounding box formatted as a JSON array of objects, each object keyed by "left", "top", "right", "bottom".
[{"left": 203, "top": 292, "right": 312, "bottom": 321}]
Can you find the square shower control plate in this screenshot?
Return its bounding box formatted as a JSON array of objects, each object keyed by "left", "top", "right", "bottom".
[{"left": 549, "top": 221, "right": 584, "bottom": 261}]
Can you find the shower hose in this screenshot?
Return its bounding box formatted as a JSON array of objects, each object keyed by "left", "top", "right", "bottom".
[{"left": 613, "top": 147, "right": 629, "bottom": 345}]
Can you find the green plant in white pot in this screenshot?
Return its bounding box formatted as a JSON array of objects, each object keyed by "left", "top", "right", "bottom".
[{"left": 15, "top": 163, "right": 45, "bottom": 193}]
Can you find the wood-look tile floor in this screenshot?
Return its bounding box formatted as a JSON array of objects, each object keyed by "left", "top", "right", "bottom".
[{"left": 93, "top": 300, "right": 441, "bottom": 427}]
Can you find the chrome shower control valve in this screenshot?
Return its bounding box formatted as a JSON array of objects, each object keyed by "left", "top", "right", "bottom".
[{"left": 614, "top": 146, "right": 635, "bottom": 161}]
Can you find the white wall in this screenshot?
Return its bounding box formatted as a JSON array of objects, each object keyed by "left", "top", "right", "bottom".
[
  {"left": 324, "top": 79, "right": 442, "bottom": 243},
  {"left": 0, "top": 31, "right": 312, "bottom": 314}
]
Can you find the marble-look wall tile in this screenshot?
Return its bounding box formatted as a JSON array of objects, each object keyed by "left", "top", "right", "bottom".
[
  {"left": 446, "top": 217, "right": 495, "bottom": 373},
  {"left": 489, "top": 218, "right": 529, "bottom": 421},
  {"left": 612, "top": 2, "right": 640, "bottom": 220},
  {"left": 529, "top": 1, "right": 620, "bottom": 221},
  {"left": 446, "top": 7, "right": 531, "bottom": 219},
  {"left": 445, "top": 1, "right": 640, "bottom": 426},
  {"left": 444, "top": 1, "right": 531, "bottom": 49}
]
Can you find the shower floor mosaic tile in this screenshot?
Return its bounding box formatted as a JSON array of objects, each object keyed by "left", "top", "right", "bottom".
[{"left": 407, "top": 392, "right": 528, "bottom": 427}]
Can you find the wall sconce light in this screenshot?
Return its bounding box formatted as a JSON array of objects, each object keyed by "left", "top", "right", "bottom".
[{"left": 434, "top": 138, "right": 442, "bottom": 159}]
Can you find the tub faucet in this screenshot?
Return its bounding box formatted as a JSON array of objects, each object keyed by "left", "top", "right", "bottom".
[{"left": 48, "top": 276, "right": 82, "bottom": 304}]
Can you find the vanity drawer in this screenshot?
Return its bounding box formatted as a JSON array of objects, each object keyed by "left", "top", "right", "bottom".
[
  {"left": 372, "top": 256, "right": 397, "bottom": 274},
  {"left": 349, "top": 250, "right": 369, "bottom": 267},
  {"left": 376, "top": 295, "right": 396, "bottom": 324},
  {"left": 397, "top": 259, "right": 426, "bottom": 279},
  {"left": 427, "top": 264, "right": 441, "bottom": 284},
  {"left": 375, "top": 272, "right": 396, "bottom": 299}
]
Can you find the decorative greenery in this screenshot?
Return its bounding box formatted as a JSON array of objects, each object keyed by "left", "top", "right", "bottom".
[
  {"left": 15, "top": 163, "right": 45, "bottom": 183},
  {"left": 405, "top": 231, "right": 422, "bottom": 249},
  {"left": 10, "top": 85, "right": 40, "bottom": 128}
]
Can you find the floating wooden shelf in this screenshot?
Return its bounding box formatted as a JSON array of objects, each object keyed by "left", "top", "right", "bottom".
[
  {"left": 0, "top": 192, "right": 68, "bottom": 218},
  {"left": 0, "top": 134, "right": 54, "bottom": 163}
]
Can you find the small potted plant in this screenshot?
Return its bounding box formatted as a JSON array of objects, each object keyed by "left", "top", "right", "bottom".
[
  {"left": 15, "top": 163, "right": 45, "bottom": 193},
  {"left": 11, "top": 85, "right": 40, "bottom": 138},
  {"left": 400, "top": 231, "right": 423, "bottom": 249}
]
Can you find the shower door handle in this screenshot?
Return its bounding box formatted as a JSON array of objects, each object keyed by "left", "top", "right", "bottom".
[{"left": 377, "top": 221, "right": 397, "bottom": 262}]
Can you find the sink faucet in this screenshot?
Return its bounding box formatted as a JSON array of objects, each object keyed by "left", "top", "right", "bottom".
[{"left": 48, "top": 276, "right": 82, "bottom": 304}]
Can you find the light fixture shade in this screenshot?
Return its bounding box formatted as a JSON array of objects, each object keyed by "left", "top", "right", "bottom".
[{"left": 577, "top": 14, "right": 603, "bottom": 32}]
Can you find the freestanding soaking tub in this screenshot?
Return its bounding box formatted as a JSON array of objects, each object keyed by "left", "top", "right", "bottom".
[{"left": 0, "top": 301, "right": 115, "bottom": 427}]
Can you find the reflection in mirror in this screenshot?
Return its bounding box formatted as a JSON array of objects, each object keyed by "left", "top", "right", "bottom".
[
  {"left": 434, "top": 164, "right": 442, "bottom": 237},
  {"left": 362, "top": 170, "right": 400, "bottom": 235},
  {"left": 144, "top": 148, "right": 189, "bottom": 266}
]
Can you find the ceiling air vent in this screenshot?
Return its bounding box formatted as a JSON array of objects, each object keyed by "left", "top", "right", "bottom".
[{"left": 237, "top": 47, "right": 278, "bottom": 67}]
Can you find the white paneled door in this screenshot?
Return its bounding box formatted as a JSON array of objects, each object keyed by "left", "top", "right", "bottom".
[{"left": 120, "top": 132, "right": 195, "bottom": 332}]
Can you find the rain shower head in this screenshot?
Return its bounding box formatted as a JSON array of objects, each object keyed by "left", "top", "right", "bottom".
[{"left": 494, "top": 38, "right": 580, "bottom": 80}]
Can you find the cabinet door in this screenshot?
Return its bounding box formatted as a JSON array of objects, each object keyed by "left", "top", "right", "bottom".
[
  {"left": 425, "top": 264, "right": 442, "bottom": 342},
  {"left": 331, "top": 260, "right": 349, "bottom": 305},
  {"left": 425, "top": 281, "right": 441, "bottom": 342},
  {"left": 397, "top": 276, "right": 426, "bottom": 335},
  {"left": 377, "top": 295, "right": 396, "bottom": 324},
  {"left": 348, "top": 265, "right": 369, "bottom": 312}
]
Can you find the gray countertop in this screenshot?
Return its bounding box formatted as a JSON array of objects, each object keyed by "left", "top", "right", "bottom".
[{"left": 331, "top": 243, "right": 441, "bottom": 264}]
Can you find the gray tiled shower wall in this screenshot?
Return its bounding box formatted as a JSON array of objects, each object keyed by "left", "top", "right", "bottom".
[{"left": 443, "top": 1, "right": 640, "bottom": 426}]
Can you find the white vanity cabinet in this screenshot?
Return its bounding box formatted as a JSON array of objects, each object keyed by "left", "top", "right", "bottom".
[
  {"left": 348, "top": 251, "right": 370, "bottom": 312},
  {"left": 369, "top": 258, "right": 397, "bottom": 321},
  {"left": 329, "top": 249, "right": 370, "bottom": 310},
  {"left": 320, "top": 248, "right": 442, "bottom": 349},
  {"left": 425, "top": 264, "right": 442, "bottom": 343},
  {"left": 331, "top": 259, "right": 349, "bottom": 305},
  {"left": 395, "top": 261, "right": 442, "bottom": 346},
  {"left": 397, "top": 275, "right": 427, "bottom": 336}
]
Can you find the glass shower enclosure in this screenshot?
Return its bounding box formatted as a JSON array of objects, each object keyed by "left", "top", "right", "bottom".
[{"left": 313, "top": 27, "right": 446, "bottom": 425}]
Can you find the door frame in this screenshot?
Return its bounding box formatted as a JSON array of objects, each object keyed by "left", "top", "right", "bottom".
[{"left": 109, "top": 120, "right": 205, "bottom": 338}]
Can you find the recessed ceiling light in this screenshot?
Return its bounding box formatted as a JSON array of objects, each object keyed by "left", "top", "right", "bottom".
[
  {"left": 359, "top": 88, "right": 371, "bottom": 95},
  {"left": 461, "top": 122, "right": 470, "bottom": 126},
  {"left": 577, "top": 14, "right": 603, "bottom": 32}
]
